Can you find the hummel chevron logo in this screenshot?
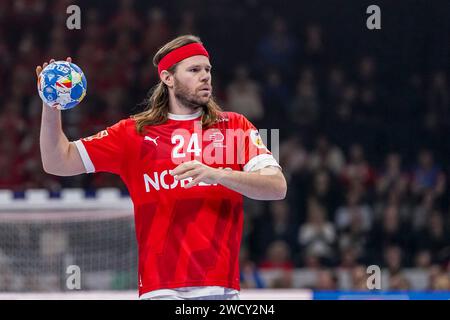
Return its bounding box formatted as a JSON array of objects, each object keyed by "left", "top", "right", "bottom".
[{"left": 144, "top": 135, "right": 159, "bottom": 146}]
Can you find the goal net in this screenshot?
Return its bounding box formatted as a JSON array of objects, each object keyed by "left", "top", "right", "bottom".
[{"left": 0, "top": 188, "right": 137, "bottom": 292}]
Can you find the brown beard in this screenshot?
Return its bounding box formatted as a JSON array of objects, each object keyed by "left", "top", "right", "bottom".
[{"left": 173, "top": 77, "right": 209, "bottom": 109}]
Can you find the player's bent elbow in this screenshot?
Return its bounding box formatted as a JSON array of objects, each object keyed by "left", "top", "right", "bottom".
[
  {"left": 262, "top": 176, "right": 287, "bottom": 201},
  {"left": 257, "top": 168, "right": 287, "bottom": 200},
  {"left": 259, "top": 189, "right": 286, "bottom": 201},
  {"left": 42, "top": 163, "right": 64, "bottom": 176},
  {"left": 42, "top": 160, "right": 56, "bottom": 175},
  {"left": 273, "top": 172, "right": 287, "bottom": 199},
  {"left": 42, "top": 161, "right": 82, "bottom": 177},
  {"left": 279, "top": 186, "right": 288, "bottom": 200},
  {"left": 41, "top": 144, "right": 86, "bottom": 176},
  {"left": 273, "top": 181, "right": 287, "bottom": 200}
]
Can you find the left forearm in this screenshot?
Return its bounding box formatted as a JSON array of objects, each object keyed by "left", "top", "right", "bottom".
[{"left": 216, "top": 167, "right": 287, "bottom": 200}]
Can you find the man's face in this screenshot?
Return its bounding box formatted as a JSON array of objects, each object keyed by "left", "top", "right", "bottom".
[{"left": 172, "top": 55, "right": 212, "bottom": 108}]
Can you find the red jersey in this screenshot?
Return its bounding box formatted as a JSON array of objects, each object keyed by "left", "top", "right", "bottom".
[{"left": 74, "top": 110, "right": 280, "bottom": 297}]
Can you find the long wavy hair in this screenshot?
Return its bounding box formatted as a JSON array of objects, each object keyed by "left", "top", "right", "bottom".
[{"left": 132, "top": 35, "right": 223, "bottom": 134}]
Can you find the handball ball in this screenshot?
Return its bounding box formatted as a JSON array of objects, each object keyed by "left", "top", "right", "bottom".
[{"left": 37, "top": 61, "right": 87, "bottom": 110}]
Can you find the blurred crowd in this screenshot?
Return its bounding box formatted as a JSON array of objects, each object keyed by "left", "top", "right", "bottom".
[{"left": 0, "top": 0, "right": 449, "bottom": 290}]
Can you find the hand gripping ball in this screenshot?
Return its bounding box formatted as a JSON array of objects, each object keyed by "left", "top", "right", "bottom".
[{"left": 37, "top": 61, "right": 87, "bottom": 110}]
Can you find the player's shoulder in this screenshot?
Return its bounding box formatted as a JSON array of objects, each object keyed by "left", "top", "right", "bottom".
[
  {"left": 220, "top": 111, "right": 245, "bottom": 121},
  {"left": 218, "top": 111, "right": 250, "bottom": 127},
  {"left": 112, "top": 117, "right": 138, "bottom": 130},
  {"left": 118, "top": 117, "right": 136, "bottom": 127},
  {"left": 107, "top": 117, "right": 137, "bottom": 136}
]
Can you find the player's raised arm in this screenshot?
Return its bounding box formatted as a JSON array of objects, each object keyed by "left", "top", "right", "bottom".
[{"left": 37, "top": 57, "right": 86, "bottom": 176}]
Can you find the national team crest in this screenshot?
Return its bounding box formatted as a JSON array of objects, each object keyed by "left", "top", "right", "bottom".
[
  {"left": 83, "top": 130, "right": 108, "bottom": 141},
  {"left": 250, "top": 130, "right": 266, "bottom": 149}
]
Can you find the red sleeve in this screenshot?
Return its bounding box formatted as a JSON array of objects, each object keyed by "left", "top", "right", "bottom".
[
  {"left": 74, "top": 120, "right": 126, "bottom": 175},
  {"left": 232, "top": 113, "right": 281, "bottom": 172}
]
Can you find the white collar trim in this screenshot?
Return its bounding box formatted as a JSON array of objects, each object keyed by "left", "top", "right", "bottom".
[{"left": 168, "top": 109, "right": 203, "bottom": 120}]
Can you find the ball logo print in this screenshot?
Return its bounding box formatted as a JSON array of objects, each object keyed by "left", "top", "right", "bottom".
[{"left": 37, "top": 61, "right": 87, "bottom": 110}]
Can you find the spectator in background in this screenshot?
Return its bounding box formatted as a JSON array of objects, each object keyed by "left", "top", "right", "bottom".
[
  {"left": 279, "top": 135, "right": 309, "bottom": 177},
  {"left": 383, "top": 245, "right": 404, "bottom": 275},
  {"left": 414, "top": 249, "right": 432, "bottom": 269},
  {"left": 261, "top": 69, "right": 290, "bottom": 130},
  {"left": 376, "top": 153, "right": 409, "bottom": 199},
  {"left": 374, "top": 187, "right": 412, "bottom": 223},
  {"left": 314, "top": 269, "right": 338, "bottom": 290},
  {"left": 260, "top": 239, "right": 296, "bottom": 288},
  {"left": 374, "top": 152, "right": 411, "bottom": 221},
  {"left": 177, "top": 11, "right": 198, "bottom": 36},
  {"left": 109, "top": 0, "right": 141, "bottom": 33},
  {"left": 341, "top": 143, "right": 376, "bottom": 192},
  {"left": 239, "top": 246, "right": 265, "bottom": 289},
  {"left": 350, "top": 265, "right": 369, "bottom": 290},
  {"left": 388, "top": 272, "right": 411, "bottom": 290},
  {"left": 338, "top": 84, "right": 358, "bottom": 122},
  {"left": 357, "top": 56, "right": 377, "bottom": 87},
  {"left": 412, "top": 190, "right": 437, "bottom": 231},
  {"left": 357, "top": 85, "right": 379, "bottom": 126},
  {"left": 280, "top": 136, "right": 310, "bottom": 225},
  {"left": 414, "top": 211, "right": 450, "bottom": 265},
  {"left": 411, "top": 149, "right": 446, "bottom": 199},
  {"left": 298, "top": 199, "right": 336, "bottom": 266},
  {"left": 259, "top": 240, "right": 295, "bottom": 271},
  {"left": 338, "top": 247, "right": 360, "bottom": 270},
  {"left": 324, "top": 66, "right": 346, "bottom": 110},
  {"left": 430, "top": 269, "right": 450, "bottom": 290},
  {"left": 137, "top": 8, "right": 171, "bottom": 93},
  {"left": 226, "top": 65, "right": 264, "bottom": 123},
  {"left": 112, "top": 31, "right": 141, "bottom": 69},
  {"left": 76, "top": 12, "right": 107, "bottom": 92},
  {"left": 307, "top": 169, "right": 341, "bottom": 222},
  {"left": 337, "top": 206, "right": 370, "bottom": 266},
  {"left": 389, "top": 74, "right": 424, "bottom": 149},
  {"left": 0, "top": 33, "right": 12, "bottom": 70},
  {"left": 0, "top": 152, "right": 24, "bottom": 189},
  {"left": 354, "top": 57, "right": 382, "bottom": 139},
  {"left": 12, "top": 62, "right": 33, "bottom": 100},
  {"left": 427, "top": 71, "right": 449, "bottom": 129},
  {"left": 367, "top": 205, "right": 411, "bottom": 265},
  {"left": 335, "top": 189, "right": 372, "bottom": 233},
  {"left": 330, "top": 84, "right": 358, "bottom": 147},
  {"left": 257, "top": 227, "right": 295, "bottom": 291},
  {"left": 309, "top": 134, "right": 346, "bottom": 176},
  {"left": 252, "top": 200, "right": 298, "bottom": 263},
  {"left": 302, "top": 24, "right": 327, "bottom": 74},
  {"left": 256, "top": 16, "right": 297, "bottom": 76},
  {"left": 141, "top": 7, "right": 171, "bottom": 57},
  {"left": 17, "top": 32, "right": 42, "bottom": 68},
  {"left": 0, "top": 100, "right": 26, "bottom": 145},
  {"left": 270, "top": 269, "right": 295, "bottom": 289},
  {"left": 95, "top": 60, "right": 129, "bottom": 98},
  {"left": 46, "top": 28, "right": 70, "bottom": 64},
  {"left": 20, "top": 141, "right": 61, "bottom": 190},
  {"left": 288, "top": 68, "right": 320, "bottom": 132},
  {"left": 102, "top": 88, "right": 127, "bottom": 124}
]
